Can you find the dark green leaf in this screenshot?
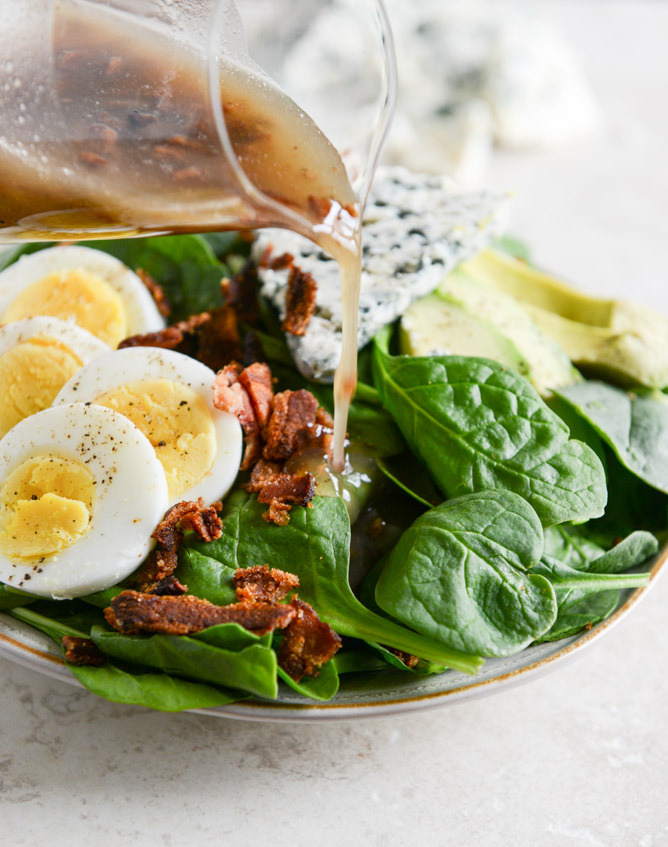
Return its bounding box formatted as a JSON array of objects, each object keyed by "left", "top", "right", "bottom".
[
  {"left": 187, "top": 491, "right": 484, "bottom": 673},
  {"left": 373, "top": 330, "right": 607, "bottom": 526},
  {"left": 91, "top": 625, "right": 278, "bottom": 700},
  {"left": 175, "top": 547, "right": 237, "bottom": 605},
  {"left": 68, "top": 663, "right": 242, "bottom": 712},
  {"left": 375, "top": 453, "right": 442, "bottom": 509},
  {"left": 556, "top": 382, "right": 668, "bottom": 493},
  {"left": 84, "top": 235, "right": 225, "bottom": 321},
  {"left": 375, "top": 491, "right": 557, "bottom": 657},
  {"left": 277, "top": 661, "right": 339, "bottom": 701},
  {"left": 0, "top": 585, "right": 38, "bottom": 611}
]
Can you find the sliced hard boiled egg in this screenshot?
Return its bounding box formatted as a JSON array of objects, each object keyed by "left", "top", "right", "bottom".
[
  {"left": 53, "top": 347, "right": 243, "bottom": 506},
  {"left": 0, "top": 245, "right": 166, "bottom": 347},
  {"left": 0, "top": 403, "right": 169, "bottom": 599},
  {"left": 0, "top": 316, "right": 110, "bottom": 439}
]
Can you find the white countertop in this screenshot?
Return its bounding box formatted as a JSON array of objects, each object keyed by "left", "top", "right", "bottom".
[{"left": 2, "top": 2, "right": 668, "bottom": 845}]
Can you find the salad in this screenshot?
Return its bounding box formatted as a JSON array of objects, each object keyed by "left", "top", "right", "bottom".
[{"left": 0, "top": 224, "right": 664, "bottom": 712}]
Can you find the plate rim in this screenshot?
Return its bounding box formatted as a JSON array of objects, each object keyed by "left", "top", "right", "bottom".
[{"left": 1, "top": 544, "right": 666, "bottom": 722}]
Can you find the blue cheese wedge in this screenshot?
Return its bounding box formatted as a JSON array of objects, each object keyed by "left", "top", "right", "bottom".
[{"left": 253, "top": 166, "right": 508, "bottom": 381}]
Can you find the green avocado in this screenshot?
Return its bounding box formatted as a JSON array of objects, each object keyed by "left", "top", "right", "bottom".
[
  {"left": 400, "top": 267, "right": 579, "bottom": 397},
  {"left": 460, "top": 249, "right": 668, "bottom": 390}
]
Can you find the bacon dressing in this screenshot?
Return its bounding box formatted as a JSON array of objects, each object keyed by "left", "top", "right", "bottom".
[{"left": 0, "top": 1, "right": 362, "bottom": 469}]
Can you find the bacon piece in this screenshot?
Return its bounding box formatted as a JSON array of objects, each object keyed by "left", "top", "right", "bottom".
[
  {"left": 149, "top": 575, "right": 189, "bottom": 596},
  {"left": 62, "top": 636, "right": 105, "bottom": 667},
  {"left": 136, "top": 268, "right": 171, "bottom": 317},
  {"left": 246, "top": 459, "right": 316, "bottom": 526},
  {"left": 234, "top": 565, "right": 299, "bottom": 604},
  {"left": 152, "top": 499, "right": 223, "bottom": 551},
  {"left": 134, "top": 547, "right": 179, "bottom": 589},
  {"left": 263, "top": 389, "right": 319, "bottom": 462},
  {"left": 212, "top": 362, "right": 262, "bottom": 469},
  {"left": 133, "top": 499, "right": 221, "bottom": 590},
  {"left": 257, "top": 246, "right": 294, "bottom": 272},
  {"left": 389, "top": 649, "right": 419, "bottom": 669},
  {"left": 278, "top": 597, "right": 342, "bottom": 681},
  {"left": 282, "top": 266, "right": 317, "bottom": 336},
  {"left": 118, "top": 313, "right": 209, "bottom": 354},
  {"left": 104, "top": 591, "right": 296, "bottom": 636},
  {"left": 238, "top": 362, "right": 274, "bottom": 431},
  {"left": 221, "top": 260, "right": 260, "bottom": 324},
  {"left": 196, "top": 305, "right": 242, "bottom": 372}
]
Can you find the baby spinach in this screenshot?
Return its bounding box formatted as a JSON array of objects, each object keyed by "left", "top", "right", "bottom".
[
  {"left": 0, "top": 585, "right": 37, "bottom": 611},
  {"left": 9, "top": 606, "right": 242, "bottom": 710},
  {"left": 556, "top": 382, "right": 668, "bottom": 493},
  {"left": 372, "top": 329, "right": 607, "bottom": 527},
  {"left": 531, "top": 554, "right": 651, "bottom": 642},
  {"left": 374, "top": 491, "right": 558, "bottom": 657},
  {"left": 85, "top": 234, "right": 226, "bottom": 321},
  {"left": 68, "top": 663, "right": 243, "bottom": 712},
  {"left": 375, "top": 453, "right": 443, "bottom": 509},
  {"left": 91, "top": 624, "right": 278, "bottom": 700},
  {"left": 176, "top": 548, "right": 238, "bottom": 606},
  {"left": 187, "top": 491, "right": 484, "bottom": 674},
  {"left": 277, "top": 662, "right": 339, "bottom": 701}
]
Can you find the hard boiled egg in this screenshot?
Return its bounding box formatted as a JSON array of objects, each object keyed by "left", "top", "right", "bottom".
[
  {"left": 0, "top": 246, "right": 166, "bottom": 347},
  {"left": 54, "top": 347, "right": 243, "bottom": 506},
  {"left": 0, "top": 316, "right": 109, "bottom": 439},
  {"left": 0, "top": 403, "right": 169, "bottom": 599}
]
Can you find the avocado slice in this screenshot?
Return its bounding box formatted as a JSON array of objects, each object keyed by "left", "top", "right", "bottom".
[
  {"left": 460, "top": 249, "right": 668, "bottom": 389},
  {"left": 400, "top": 267, "right": 579, "bottom": 396},
  {"left": 399, "top": 291, "right": 531, "bottom": 378}
]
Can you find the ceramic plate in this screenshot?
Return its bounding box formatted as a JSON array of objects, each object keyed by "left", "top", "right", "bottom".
[{"left": 1, "top": 546, "right": 665, "bottom": 722}]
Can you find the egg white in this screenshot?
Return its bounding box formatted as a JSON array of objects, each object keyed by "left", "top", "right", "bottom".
[
  {"left": 0, "top": 403, "right": 169, "bottom": 599},
  {"left": 0, "top": 245, "right": 166, "bottom": 337},
  {"left": 0, "top": 316, "right": 110, "bottom": 360},
  {"left": 53, "top": 347, "right": 243, "bottom": 507}
]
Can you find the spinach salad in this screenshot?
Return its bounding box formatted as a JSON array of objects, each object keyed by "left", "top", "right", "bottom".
[{"left": 0, "top": 234, "right": 663, "bottom": 711}]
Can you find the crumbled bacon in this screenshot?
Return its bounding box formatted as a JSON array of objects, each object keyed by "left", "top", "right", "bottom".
[
  {"left": 282, "top": 266, "right": 317, "bottom": 336},
  {"left": 234, "top": 566, "right": 299, "bottom": 604},
  {"left": 133, "top": 499, "right": 222, "bottom": 591},
  {"left": 238, "top": 362, "right": 274, "bottom": 431},
  {"left": 389, "top": 649, "right": 419, "bottom": 669},
  {"left": 118, "top": 313, "right": 209, "bottom": 355},
  {"left": 196, "top": 305, "right": 243, "bottom": 371},
  {"left": 104, "top": 591, "right": 296, "bottom": 636},
  {"left": 150, "top": 575, "right": 189, "bottom": 597},
  {"left": 136, "top": 268, "right": 171, "bottom": 317},
  {"left": 278, "top": 597, "right": 342, "bottom": 681},
  {"left": 221, "top": 260, "right": 260, "bottom": 324},
  {"left": 262, "top": 390, "right": 319, "bottom": 462},
  {"left": 247, "top": 460, "right": 316, "bottom": 527},
  {"left": 212, "top": 363, "right": 263, "bottom": 469},
  {"left": 257, "top": 246, "right": 294, "bottom": 272},
  {"left": 62, "top": 636, "right": 105, "bottom": 667}
]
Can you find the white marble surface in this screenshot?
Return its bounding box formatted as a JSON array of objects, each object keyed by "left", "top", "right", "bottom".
[{"left": 2, "top": 2, "right": 668, "bottom": 845}]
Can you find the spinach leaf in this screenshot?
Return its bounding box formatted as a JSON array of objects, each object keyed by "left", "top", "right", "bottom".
[
  {"left": 588, "top": 531, "right": 658, "bottom": 574},
  {"left": 543, "top": 526, "right": 607, "bottom": 570},
  {"left": 375, "top": 491, "right": 557, "bottom": 657},
  {"left": 176, "top": 548, "right": 237, "bottom": 606},
  {"left": 531, "top": 554, "right": 651, "bottom": 643},
  {"left": 85, "top": 235, "right": 226, "bottom": 321},
  {"left": 375, "top": 453, "right": 443, "bottom": 509},
  {"left": 277, "top": 662, "right": 339, "bottom": 701},
  {"left": 187, "top": 491, "right": 484, "bottom": 674},
  {"left": 0, "top": 585, "right": 38, "bottom": 611},
  {"left": 366, "top": 642, "right": 447, "bottom": 676},
  {"left": 68, "top": 663, "right": 242, "bottom": 712},
  {"left": 556, "top": 382, "right": 668, "bottom": 493},
  {"left": 91, "top": 624, "right": 278, "bottom": 700},
  {"left": 332, "top": 649, "right": 389, "bottom": 675},
  {"left": 373, "top": 329, "right": 607, "bottom": 527}
]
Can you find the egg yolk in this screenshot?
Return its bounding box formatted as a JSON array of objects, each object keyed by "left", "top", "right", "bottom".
[
  {"left": 0, "top": 455, "right": 95, "bottom": 560},
  {"left": 96, "top": 378, "right": 216, "bottom": 499},
  {"left": 0, "top": 335, "right": 84, "bottom": 439},
  {"left": 3, "top": 268, "right": 127, "bottom": 347}
]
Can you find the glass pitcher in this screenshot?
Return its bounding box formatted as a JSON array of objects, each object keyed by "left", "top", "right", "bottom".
[{"left": 0, "top": 0, "right": 396, "bottom": 246}]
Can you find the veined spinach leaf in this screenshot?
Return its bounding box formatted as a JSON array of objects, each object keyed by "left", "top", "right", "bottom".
[
  {"left": 69, "top": 663, "right": 242, "bottom": 712},
  {"left": 531, "top": 554, "right": 651, "bottom": 642},
  {"left": 277, "top": 662, "right": 339, "bottom": 701},
  {"left": 375, "top": 491, "right": 558, "bottom": 658},
  {"left": 556, "top": 382, "right": 668, "bottom": 493},
  {"left": 91, "top": 624, "right": 278, "bottom": 700},
  {"left": 186, "top": 491, "right": 484, "bottom": 674},
  {"left": 176, "top": 548, "right": 238, "bottom": 606},
  {"left": 372, "top": 329, "right": 607, "bottom": 527},
  {"left": 9, "top": 606, "right": 242, "bottom": 710}
]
